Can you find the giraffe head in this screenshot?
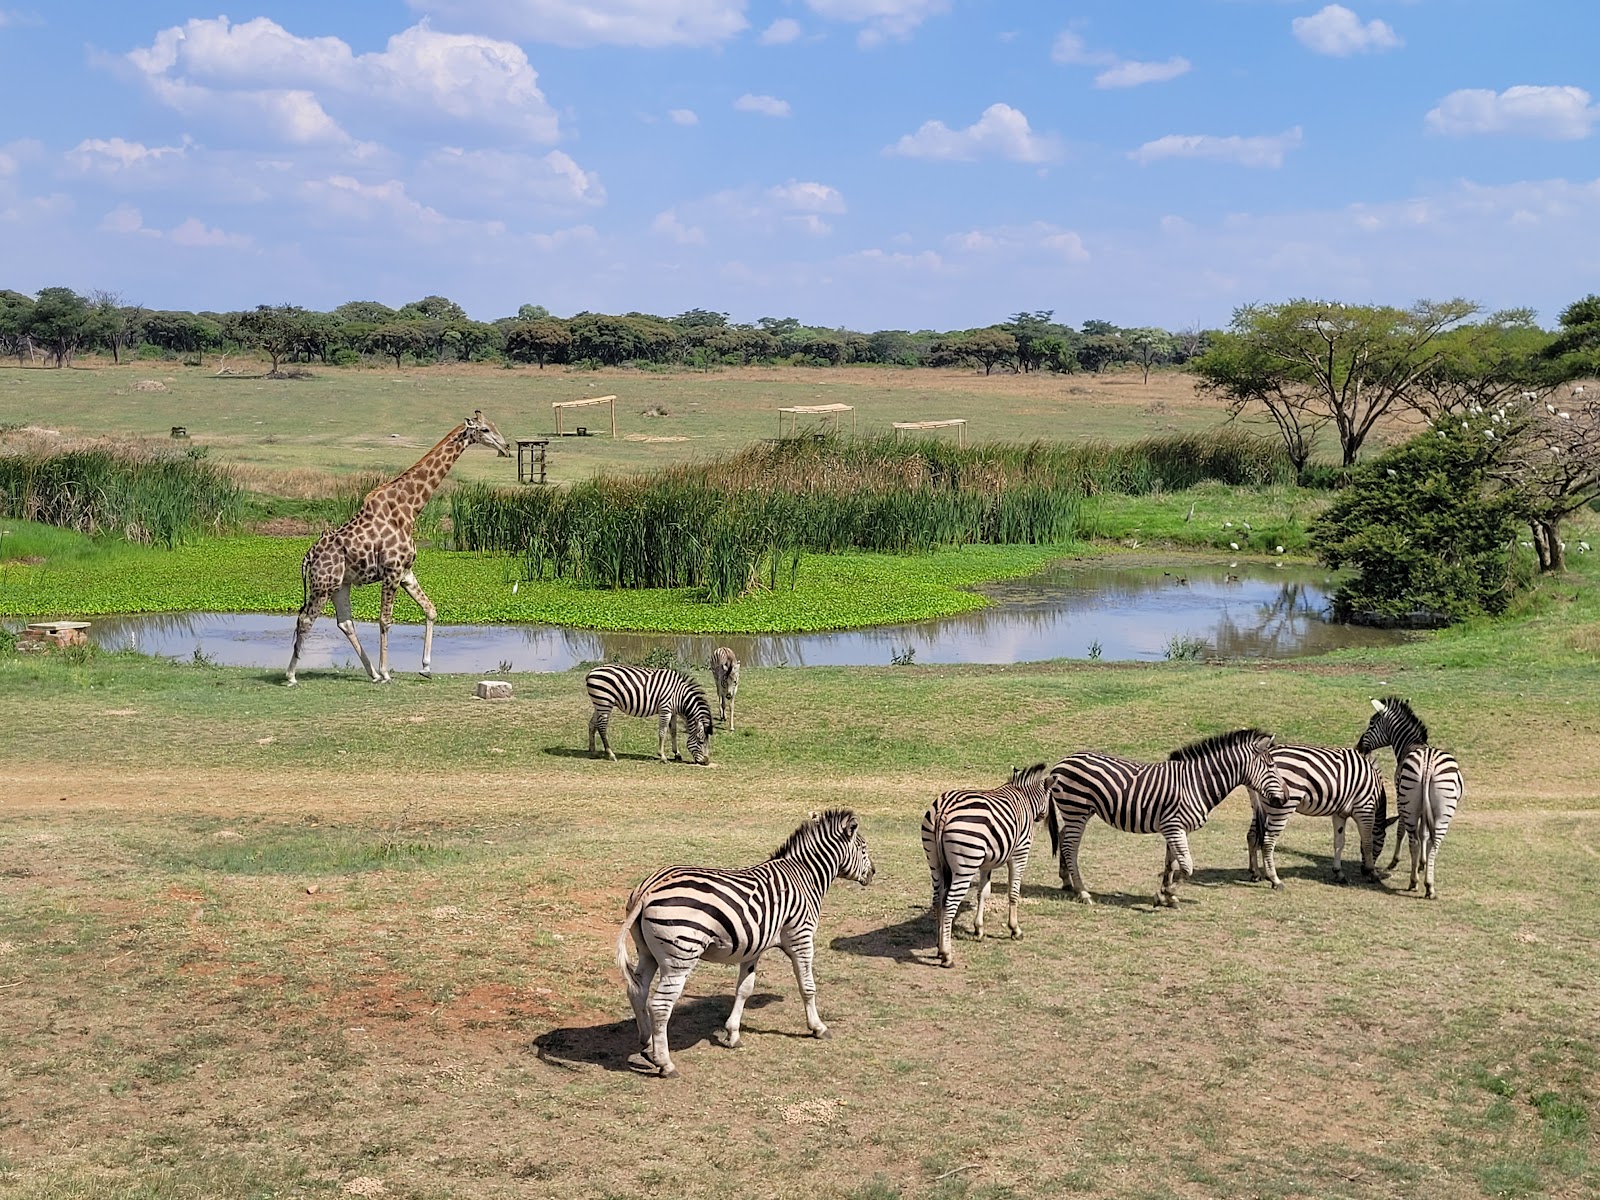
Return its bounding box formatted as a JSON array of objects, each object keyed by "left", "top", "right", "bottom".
[{"left": 463, "top": 410, "right": 512, "bottom": 457}]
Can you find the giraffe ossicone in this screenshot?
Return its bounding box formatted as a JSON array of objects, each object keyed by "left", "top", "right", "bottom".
[{"left": 285, "top": 413, "right": 511, "bottom": 686}]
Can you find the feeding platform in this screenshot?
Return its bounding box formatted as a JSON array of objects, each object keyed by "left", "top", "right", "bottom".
[
  {"left": 553, "top": 394, "right": 617, "bottom": 438},
  {"left": 776, "top": 403, "right": 856, "bottom": 438},
  {"left": 22, "top": 620, "right": 91, "bottom": 649},
  {"left": 892, "top": 419, "right": 967, "bottom": 448},
  {"left": 516, "top": 438, "right": 550, "bottom": 485}
]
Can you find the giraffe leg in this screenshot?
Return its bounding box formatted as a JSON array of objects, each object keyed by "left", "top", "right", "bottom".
[
  {"left": 332, "top": 586, "right": 381, "bottom": 682},
  {"left": 377, "top": 583, "right": 397, "bottom": 683},
  {"left": 286, "top": 592, "right": 327, "bottom": 686},
  {"left": 398, "top": 570, "right": 437, "bottom": 677}
]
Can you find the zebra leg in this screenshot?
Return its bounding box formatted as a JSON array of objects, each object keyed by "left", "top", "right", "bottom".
[
  {"left": 782, "top": 933, "right": 829, "bottom": 1039},
  {"left": 589, "top": 707, "right": 615, "bottom": 760},
  {"left": 1423, "top": 830, "right": 1441, "bottom": 900},
  {"left": 717, "top": 957, "right": 761, "bottom": 1048},
  {"left": 1407, "top": 826, "right": 1422, "bottom": 892},
  {"left": 1330, "top": 816, "right": 1348, "bottom": 884},
  {"left": 1355, "top": 811, "right": 1378, "bottom": 879},
  {"left": 1159, "top": 829, "right": 1194, "bottom": 907},
  {"left": 1057, "top": 811, "right": 1094, "bottom": 904},
  {"left": 1260, "top": 817, "right": 1286, "bottom": 891},
  {"left": 1007, "top": 852, "right": 1026, "bottom": 940},
  {"left": 656, "top": 710, "right": 673, "bottom": 763},
  {"left": 1386, "top": 822, "right": 1406, "bottom": 871},
  {"left": 643, "top": 964, "right": 694, "bottom": 1078},
  {"left": 972, "top": 870, "right": 993, "bottom": 940},
  {"left": 1246, "top": 806, "right": 1262, "bottom": 882},
  {"left": 623, "top": 933, "right": 657, "bottom": 1052}
]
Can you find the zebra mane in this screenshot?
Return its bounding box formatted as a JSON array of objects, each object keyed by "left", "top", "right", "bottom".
[
  {"left": 1009, "top": 763, "right": 1049, "bottom": 790},
  {"left": 769, "top": 808, "right": 858, "bottom": 860},
  {"left": 1169, "top": 728, "right": 1270, "bottom": 762},
  {"left": 1376, "top": 696, "right": 1427, "bottom": 740}
]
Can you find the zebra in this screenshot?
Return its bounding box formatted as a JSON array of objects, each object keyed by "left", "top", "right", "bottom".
[
  {"left": 1046, "top": 729, "right": 1284, "bottom": 908},
  {"left": 615, "top": 808, "right": 875, "bottom": 1078},
  {"left": 585, "top": 664, "right": 714, "bottom": 766},
  {"left": 1356, "top": 697, "right": 1464, "bottom": 899},
  {"left": 1245, "top": 744, "right": 1396, "bottom": 889},
  {"left": 710, "top": 646, "right": 740, "bottom": 731},
  {"left": 921, "top": 764, "right": 1050, "bottom": 968}
]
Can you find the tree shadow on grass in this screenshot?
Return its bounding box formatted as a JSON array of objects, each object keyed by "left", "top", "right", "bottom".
[{"left": 532, "top": 993, "right": 782, "bottom": 1073}]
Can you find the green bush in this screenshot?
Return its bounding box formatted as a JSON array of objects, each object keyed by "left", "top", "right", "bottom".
[
  {"left": 329, "top": 347, "right": 361, "bottom": 366},
  {"left": 1311, "top": 415, "right": 1524, "bottom": 625}
]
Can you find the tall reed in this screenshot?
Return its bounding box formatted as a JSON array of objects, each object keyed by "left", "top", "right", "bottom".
[
  {"left": 450, "top": 430, "right": 1289, "bottom": 599},
  {"left": 0, "top": 445, "right": 244, "bottom": 547}
]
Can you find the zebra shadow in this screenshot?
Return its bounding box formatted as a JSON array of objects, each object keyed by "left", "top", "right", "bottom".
[
  {"left": 829, "top": 907, "right": 937, "bottom": 964},
  {"left": 539, "top": 746, "right": 690, "bottom": 764},
  {"left": 531, "top": 993, "right": 784, "bottom": 1073}
]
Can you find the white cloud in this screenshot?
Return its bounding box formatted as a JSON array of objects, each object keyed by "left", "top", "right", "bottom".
[
  {"left": 67, "top": 137, "right": 189, "bottom": 173},
  {"left": 1131, "top": 126, "right": 1304, "bottom": 168},
  {"left": 652, "top": 209, "right": 706, "bottom": 245},
  {"left": 1426, "top": 86, "right": 1599, "bottom": 141},
  {"left": 1292, "top": 5, "right": 1402, "bottom": 57},
  {"left": 99, "top": 204, "right": 249, "bottom": 247},
  {"left": 415, "top": 148, "right": 605, "bottom": 213},
  {"left": 943, "top": 221, "right": 1089, "bottom": 263},
  {"left": 300, "top": 174, "right": 503, "bottom": 240},
  {"left": 886, "top": 103, "right": 1061, "bottom": 163},
  {"left": 668, "top": 108, "right": 699, "bottom": 126},
  {"left": 125, "top": 17, "right": 560, "bottom": 145},
  {"left": 760, "top": 18, "right": 802, "bottom": 45},
  {"left": 528, "top": 224, "right": 599, "bottom": 252},
  {"left": 850, "top": 247, "right": 945, "bottom": 271},
  {"left": 805, "top": 0, "right": 949, "bottom": 48},
  {"left": 1052, "top": 30, "right": 1191, "bottom": 89},
  {"left": 735, "top": 93, "right": 792, "bottom": 117},
  {"left": 0, "top": 10, "right": 43, "bottom": 29},
  {"left": 406, "top": 0, "right": 748, "bottom": 48},
  {"left": 766, "top": 181, "right": 845, "bottom": 213}
]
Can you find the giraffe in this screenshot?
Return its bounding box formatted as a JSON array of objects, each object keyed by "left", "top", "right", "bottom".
[{"left": 285, "top": 411, "right": 511, "bottom": 686}]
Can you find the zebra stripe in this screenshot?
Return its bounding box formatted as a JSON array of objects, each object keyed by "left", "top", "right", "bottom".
[
  {"left": 615, "top": 809, "right": 875, "bottom": 1078},
  {"left": 922, "top": 764, "right": 1050, "bottom": 968},
  {"left": 710, "top": 647, "right": 740, "bottom": 731},
  {"left": 1357, "top": 698, "right": 1464, "bottom": 900},
  {"left": 585, "top": 664, "right": 715, "bottom": 765},
  {"left": 1046, "top": 728, "right": 1284, "bottom": 908},
  {"left": 1245, "top": 744, "right": 1393, "bottom": 889}
]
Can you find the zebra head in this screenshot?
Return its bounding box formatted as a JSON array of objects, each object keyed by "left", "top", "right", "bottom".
[
  {"left": 1009, "top": 763, "right": 1051, "bottom": 821},
  {"left": 1357, "top": 696, "right": 1426, "bottom": 757},
  {"left": 684, "top": 685, "right": 715, "bottom": 765},
  {"left": 793, "top": 809, "right": 875, "bottom": 886},
  {"left": 1240, "top": 732, "right": 1284, "bottom": 808}
]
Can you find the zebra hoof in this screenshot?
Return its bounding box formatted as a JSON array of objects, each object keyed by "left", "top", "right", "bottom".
[
  {"left": 1331, "top": 874, "right": 1348, "bottom": 885},
  {"left": 714, "top": 1029, "right": 740, "bottom": 1048},
  {"left": 939, "top": 957, "right": 955, "bottom": 969},
  {"left": 812, "top": 1027, "right": 832, "bottom": 1040},
  {"left": 1271, "top": 881, "right": 1285, "bottom": 892},
  {"left": 658, "top": 1065, "right": 679, "bottom": 1079},
  {"left": 1010, "top": 929, "right": 1023, "bottom": 941},
  {"left": 284, "top": 678, "right": 298, "bottom": 688},
  {"left": 627, "top": 1052, "right": 657, "bottom": 1073}
]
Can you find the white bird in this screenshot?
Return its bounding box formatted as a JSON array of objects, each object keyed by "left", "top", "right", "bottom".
[
  {"left": 1560, "top": 412, "right": 1572, "bottom": 420},
  {"left": 1230, "top": 561, "right": 1238, "bottom": 568},
  {"left": 1524, "top": 392, "right": 1539, "bottom": 402},
  {"left": 1575, "top": 385, "right": 1586, "bottom": 396},
  {"left": 1230, "top": 542, "right": 1240, "bottom": 551},
  {"left": 1519, "top": 541, "right": 1533, "bottom": 548},
  {"left": 1386, "top": 468, "right": 1398, "bottom": 477},
  {"left": 1547, "top": 403, "right": 1558, "bottom": 414},
  {"left": 1223, "top": 521, "right": 1233, "bottom": 528},
  {"left": 1275, "top": 545, "right": 1285, "bottom": 554},
  {"left": 1485, "top": 430, "right": 1495, "bottom": 439},
  {"left": 512, "top": 581, "right": 519, "bottom": 594},
  {"left": 1578, "top": 541, "right": 1591, "bottom": 553},
  {"left": 1241, "top": 522, "right": 1252, "bottom": 531}
]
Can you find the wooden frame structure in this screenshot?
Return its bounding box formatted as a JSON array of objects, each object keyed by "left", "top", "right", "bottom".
[
  {"left": 893, "top": 418, "right": 967, "bottom": 448},
  {"left": 553, "top": 394, "right": 617, "bottom": 438},
  {"left": 516, "top": 438, "right": 550, "bottom": 485},
  {"left": 777, "top": 403, "right": 856, "bottom": 439}
]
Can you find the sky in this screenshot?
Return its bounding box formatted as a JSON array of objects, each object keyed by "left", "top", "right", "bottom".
[{"left": 0, "top": 1, "right": 1596, "bottom": 331}]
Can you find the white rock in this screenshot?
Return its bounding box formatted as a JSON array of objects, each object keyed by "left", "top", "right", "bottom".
[{"left": 475, "top": 680, "right": 513, "bottom": 700}]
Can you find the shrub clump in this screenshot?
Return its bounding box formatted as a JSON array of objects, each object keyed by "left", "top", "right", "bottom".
[{"left": 1311, "top": 414, "right": 1525, "bottom": 625}]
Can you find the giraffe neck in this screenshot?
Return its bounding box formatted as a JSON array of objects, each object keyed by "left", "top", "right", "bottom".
[{"left": 368, "top": 425, "right": 468, "bottom": 528}]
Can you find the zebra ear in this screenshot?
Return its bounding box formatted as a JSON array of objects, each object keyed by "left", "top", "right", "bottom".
[
  {"left": 842, "top": 812, "right": 859, "bottom": 834},
  {"left": 808, "top": 810, "right": 821, "bottom": 822},
  {"left": 1370, "top": 699, "right": 1385, "bottom": 714}
]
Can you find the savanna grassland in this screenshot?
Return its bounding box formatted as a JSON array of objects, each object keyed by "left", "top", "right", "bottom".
[{"left": 1, "top": 360, "right": 1596, "bottom": 1200}]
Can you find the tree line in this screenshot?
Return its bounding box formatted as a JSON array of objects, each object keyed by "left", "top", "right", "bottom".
[{"left": 0, "top": 288, "right": 1199, "bottom": 377}]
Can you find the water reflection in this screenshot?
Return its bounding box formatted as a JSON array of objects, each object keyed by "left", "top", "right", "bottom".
[{"left": 80, "top": 561, "right": 1405, "bottom": 672}]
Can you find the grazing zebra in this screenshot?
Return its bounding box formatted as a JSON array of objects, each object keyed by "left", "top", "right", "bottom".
[
  {"left": 1047, "top": 729, "right": 1284, "bottom": 908},
  {"left": 1356, "top": 698, "right": 1464, "bottom": 899},
  {"left": 921, "top": 764, "right": 1050, "bottom": 968},
  {"left": 1245, "top": 744, "right": 1396, "bottom": 888},
  {"left": 586, "top": 664, "right": 714, "bottom": 766},
  {"left": 710, "top": 646, "right": 740, "bottom": 730},
  {"left": 615, "top": 808, "right": 875, "bottom": 1078}
]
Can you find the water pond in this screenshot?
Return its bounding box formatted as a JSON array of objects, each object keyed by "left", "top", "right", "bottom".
[{"left": 78, "top": 559, "right": 1408, "bottom": 672}]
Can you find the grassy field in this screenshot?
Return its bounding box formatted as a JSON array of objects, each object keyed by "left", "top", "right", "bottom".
[
  {"left": 2, "top": 546, "right": 1598, "bottom": 1199},
  {"left": 0, "top": 361, "right": 1242, "bottom": 487}
]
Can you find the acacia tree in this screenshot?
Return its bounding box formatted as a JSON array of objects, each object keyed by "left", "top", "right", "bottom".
[
  {"left": 930, "top": 327, "right": 1017, "bottom": 375},
  {"left": 504, "top": 317, "right": 572, "bottom": 368},
  {"left": 1489, "top": 387, "right": 1600, "bottom": 572},
  {"left": 1194, "top": 298, "right": 1480, "bottom": 468},
  {"left": 1127, "top": 327, "right": 1175, "bottom": 384},
  {"left": 231, "top": 304, "right": 311, "bottom": 374},
  {"left": 0, "top": 290, "right": 36, "bottom": 363},
  {"left": 27, "top": 287, "right": 94, "bottom": 367}
]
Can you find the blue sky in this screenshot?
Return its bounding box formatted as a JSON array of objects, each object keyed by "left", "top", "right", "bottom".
[{"left": 1, "top": 1, "right": 1596, "bottom": 330}]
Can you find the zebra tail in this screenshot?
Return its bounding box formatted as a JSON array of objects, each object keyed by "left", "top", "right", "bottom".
[
  {"left": 615, "top": 887, "right": 649, "bottom": 977},
  {"left": 1247, "top": 799, "right": 1266, "bottom": 850},
  {"left": 1046, "top": 797, "right": 1060, "bottom": 857},
  {"left": 930, "top": 811, "right": 953, "bottom": 892}
]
